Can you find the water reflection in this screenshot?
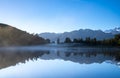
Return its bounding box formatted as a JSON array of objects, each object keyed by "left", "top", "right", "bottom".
[{"left": 0, "top": 46, "right": 120, "bottom": 69}]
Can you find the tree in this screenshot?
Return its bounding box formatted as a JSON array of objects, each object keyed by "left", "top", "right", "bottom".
[
  {"left": 118, "top": 39, "right": 120, "bottom": 45},
  {"left": 79, "top": 38, "right": 83, "bottom": 43},
  {"left": 73, "top": 38, "right": 83, "bottom": 43},
  {"left": 115, "top": 34, "right": 120, "bottom": 40},
  {"left": 85, "top": 37, "right": 90, "bottom": 43},
  {"left": 64, "top": 37, "right": 72, "bottom": 43},
  {"left": 73, "top": 38, "right": 78, "bottom": 43},
  {"left": 114, "top": 34, "right": 120, "bottom": 45},
  {"left": 46, "top": 39, "right": 50, "bottom": 43},
  {"left": 57, "top": 38, "right": 60, "bottom": 44},
  {"left": 91, "top": 38, "right": 97, "bottom": 44}
]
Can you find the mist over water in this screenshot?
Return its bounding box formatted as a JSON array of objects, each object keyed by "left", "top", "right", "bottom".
[{"left": 0, "top": 44, "right": 120, "bottom": 78}]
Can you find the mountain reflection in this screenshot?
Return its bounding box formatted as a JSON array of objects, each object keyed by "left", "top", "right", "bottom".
[{"left": 0, "top": 46, "right": 120, "bottom": 69}]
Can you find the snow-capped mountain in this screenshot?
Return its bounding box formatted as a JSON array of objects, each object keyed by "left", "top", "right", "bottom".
[{"left": 105, "top": 27, "right": 120, "bottom": 34}]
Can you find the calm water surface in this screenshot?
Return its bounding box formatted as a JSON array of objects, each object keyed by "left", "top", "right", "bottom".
[{"left": 0, "top": 44, "right": 120, "bottom": 78}]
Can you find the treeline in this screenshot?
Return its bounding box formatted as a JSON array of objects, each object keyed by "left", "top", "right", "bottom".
[
  {"left": 0, "top": 24, "right": 49, "bottom": 46},
  {"left": 63, "top": 34, "right": 120, "bottom": 46}
]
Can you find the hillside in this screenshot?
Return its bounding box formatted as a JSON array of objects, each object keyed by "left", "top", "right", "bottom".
[
  {"left": 0, "top": 23, "right": 47, "bottom": 46},
  {"left": 39, "top": 29, "right": 114, "bottom": 42}
]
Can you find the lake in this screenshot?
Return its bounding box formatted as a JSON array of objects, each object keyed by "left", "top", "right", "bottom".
[{"left": 0, "top": 44, "right": 120, "bottom": 78}]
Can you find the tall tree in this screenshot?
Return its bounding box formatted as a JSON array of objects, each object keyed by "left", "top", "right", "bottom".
[
  {"left": 64, "top": 37, "right": 72, "bottom": 43},
  {"left": 85, "top": 37, "right": 90, "bottom": 43},
  {"left": 57, "top": 38, "right": 60, "bottom": 44}
]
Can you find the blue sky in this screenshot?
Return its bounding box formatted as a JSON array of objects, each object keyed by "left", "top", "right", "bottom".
[{"left": 0, "top": 0, "right": 120, "bottom": 33}]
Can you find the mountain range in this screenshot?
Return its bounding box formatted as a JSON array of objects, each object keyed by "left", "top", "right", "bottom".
[
  {"left": 39, "top": 28, "right": 120, "bottom": 42},
  {"left": 105, "top": 27, "right": 120, "bottom": 34},
  {"left": 0, "top": 23, "right": 119, "bottom": 44}
]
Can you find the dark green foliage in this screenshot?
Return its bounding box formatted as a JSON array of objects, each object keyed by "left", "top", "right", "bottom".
[
  {"left": 64, "top": 37, "right": 72, "bottom": 43},
  {"left": 64, "top": 34, "right": 120, "bottom": 46},
  {"left": 72, "top": 37, "right": 97, "bottom": 45},
  {"left": 115, "top": 34, "right": 120, "bottom": 40},
  {"left": 99, "top": 34, "right": 120, "bottom": 46},
  {"left": 118, "top": 40, "right": 120, "bottom": 45},
  {"left": 0, "top": 23, "right": 47, "bottom": 46},
  {"left": 45, "top": 39, "right": 50, "bottom": 43},
  {"left": 73, "top": 39, "right": 78, "bottom": 43},
  {"left": 114, "top": 34, "right": 120, "bottom": 45},
  {"left": 91, "top": 38, "right": 97, "bottom": 44},
  {"left": 85, "top": 37, "right": 91, "bottom": 43},
  {"left": 73, "top": 38, "right": 83, "bottom": 43}
]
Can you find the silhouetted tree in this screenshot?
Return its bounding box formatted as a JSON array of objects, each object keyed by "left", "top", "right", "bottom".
[
  {"left": 46, "top": 39, "right": 50, "bottom": 43},
  {"left": 91, "top": 38, "right": 97, "bottom": 45},
  {"left": 114, "top": 34, "right": 120, "bottom": 45},
  {"left": 118, "top": 39, "right": 120, "bottom": 45},
  {"left": 73, "top": 39, "right": 78, "bottom": 43},
  {"left": 115, "top": 34, "right": 120, "bottom": 40},
  {"left": 57, "top": 38, "right": 60, "bottom": 44},
  {"left": 73, "top": 38, "right": 83, "bottom": 43},
  {"left": 64, "top": 37, "right": 72, "bottom": 43},
  {"left": 85, "top": 37, "right": 90, "bottom": 43},
  {"left": 79, "top": 38, "right": 83, "bottom": 43}
]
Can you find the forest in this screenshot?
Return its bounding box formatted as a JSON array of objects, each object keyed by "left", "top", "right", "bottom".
[{"left": 63, "top": 34, "right": 120, "bottom": 46}]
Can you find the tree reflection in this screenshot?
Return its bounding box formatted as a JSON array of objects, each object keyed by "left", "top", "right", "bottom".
[
  {"left": 0, "top": 50, "right": 49, "bottom": 69},
  {"left": 0, "top": 47, "right": 120, "bottom": 69}
]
